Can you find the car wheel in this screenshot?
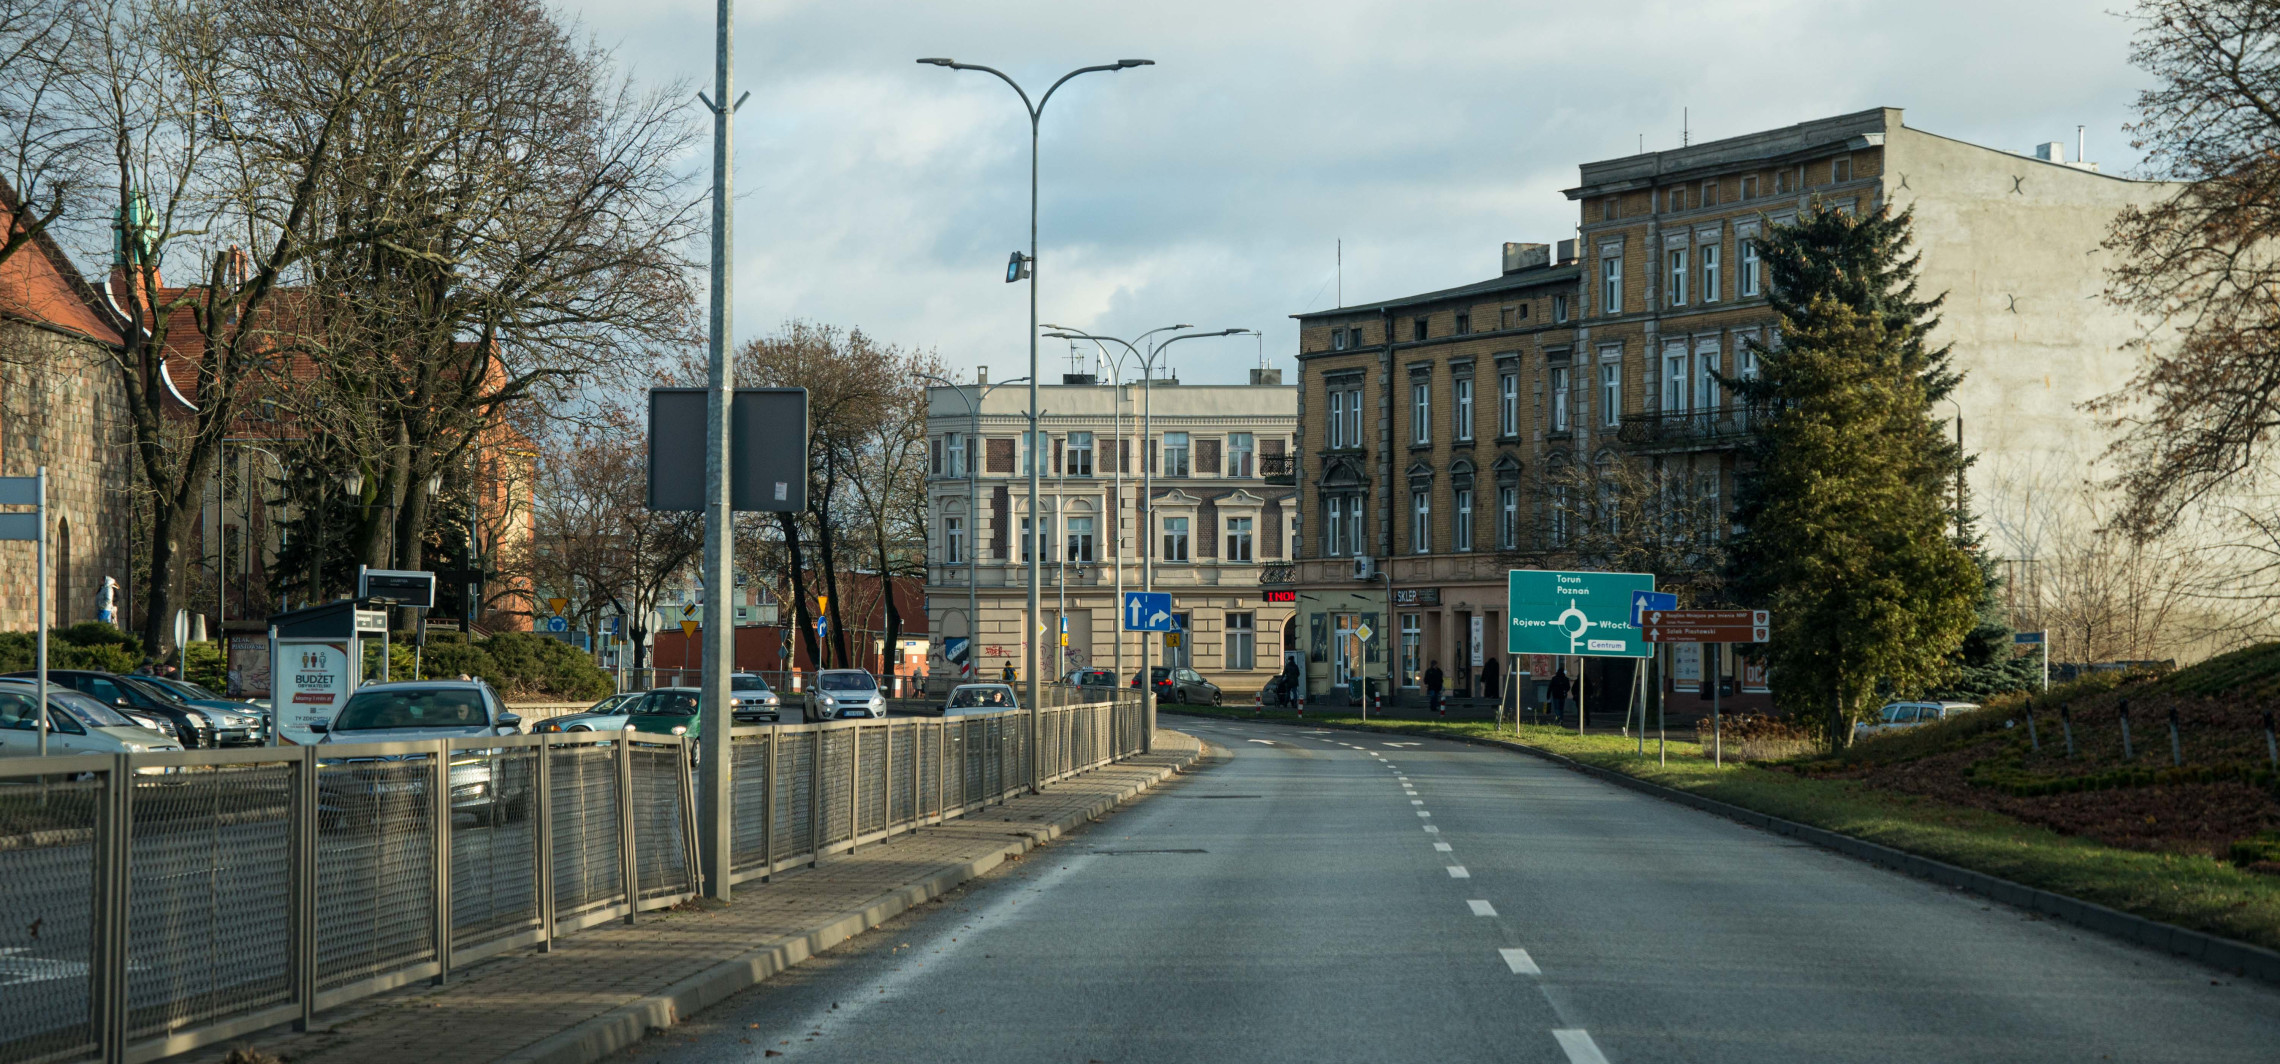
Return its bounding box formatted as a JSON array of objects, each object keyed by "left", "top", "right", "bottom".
[
  {"left": 1210, "top": 690, "right": 1221, "bottom": 706},
  {"left": 568, "top": 725, "right": 590, "bottom": 732}
]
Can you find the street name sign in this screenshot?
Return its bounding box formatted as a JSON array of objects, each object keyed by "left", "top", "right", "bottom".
[
  {"left": 1507, "top": 570, "right": 1655, "bottom": 658},
  {"left": 2014, "top": 631, "right": 2045, "bottom": 645},
  {"left": 1641, "top": 609, "right": 1769, "bottom": 643},
  {"left": 1123, "top": 591, "right": 1175, "bottom": 631}
]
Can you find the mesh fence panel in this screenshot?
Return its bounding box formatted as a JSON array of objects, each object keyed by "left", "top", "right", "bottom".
[
  {"left": 315, "top": 755, "right": 437, "bottom": 991},
  {"left": 857, "top": 726, "right": 887, "bottom": 837},
  {"left": 450, "top": 747, "right": 540, "bottom": 953},
  {"left": 818, "top": 730, "right": 852, "bottom": 848},
  {"left": 917, "top": 722, "right": 939, "bottom": 819},
  {"left": 630, "top": 745, "right": 691, "bottom": 900},
  {"left": 127, "top": 762, "right": 297, "bottom": 1039},
  {"left": 548, "top": 744, "right": 622, "bottom": 919},
  {"left": 0, "top": 771, "right": 108, "bottom": 1063},
  {"left": 728, "top": 734, "right": 773, "bottom": 875},
  {"left": 776, "top": 732, "right": 814, "bottom": 862},
  {"left": 890, "top": 722, "right": 916, "bottom": 825},
  {"left": 957, "top": 719, "right": 981, "bottom": 809},
  {"left": 983, "top": 717, "right": 1002, "bottom": 800}
]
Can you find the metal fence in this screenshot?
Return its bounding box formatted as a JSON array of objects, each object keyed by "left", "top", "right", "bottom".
[{"left": 0, "top": 695, "right": 1144, "bottom": 1064}]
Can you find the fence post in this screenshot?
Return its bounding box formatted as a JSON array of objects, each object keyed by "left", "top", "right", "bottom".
[
  {"left": 762, "top": 727, "right": 776, "bottom": 882},
  {"left": 2168, "top": 707, "right": 2183, "bottom": 767},
  {"left": 808, "top": 726, "right": 821, "bottom": 868},
  {"left": 537, "top": 734, "right": 555, "bottom": 952},
  {"left": 2024, "top": 703, "right": 2040, "bottom": 752},
  {"left": 935, "top": 718, "right": 945, "bottom": 822},
  {"left": 2119, "top": 699, "right": 2134, "bottom": 762},
  {"left": 849, "top": 724, "right": 861, "bottom": 851},
  {"left": 2060, "top": 706, "right": 2075, "bottom": 760},
  {"left": 618, "top": 734, "right": 637, "bottom": 924},
  {"left": 2266, "top": 711, "right": 2277, "bottom": 771},
  {"left": 433, "top": 739, "right": 454, "bottom": 984},
  {"left": 294, "top": 745, "right": 317, "bottom": 1030},
  {"left": 680, "top": 737, "right": 700, "bottom": 895},
  {"left": 98, "top": 755, "right": 132, "bottom": 1062}
]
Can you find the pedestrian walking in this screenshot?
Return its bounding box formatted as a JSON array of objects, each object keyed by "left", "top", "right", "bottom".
[
  {"left": 1481, "top": 659, "right": 1501, "bottom": 704},
  {"left": 1549, "top": 665, "right": 1573, "bottom": 725},
  {"left": 1424, "top": 660, "right": 1446, "bottom": 717},
  {"left": 1000, "top": 662, "right": 1017, "bottom": 684}
]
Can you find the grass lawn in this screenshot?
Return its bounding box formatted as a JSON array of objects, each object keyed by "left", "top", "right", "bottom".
[{"left": 1167, "top": 704, "right": 2280, "bottom": 955}]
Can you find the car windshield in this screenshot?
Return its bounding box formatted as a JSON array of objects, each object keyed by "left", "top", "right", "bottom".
[
  {"left": 949, "top": 687, "right": 1014, "bottom": 709},
  {"left": 818, "top": 673, "right": 874, "bottom": 692},
  {"left": 333, "top": 688, "right": 490, "bottom": 730},
  {"left": 732, "top": 675, "right": 771, "bottom": 692},
  {"left": 53, "top": 690, "right": 139, "bottom": 728},
  {"left": 635, "top": 691, "right": 701, "bottom": 715},
  {"left": 154, "top": 678, "right": 224, "bottom": 701},
  {"left": 1880, "top": 705, "right": 1915, "bottom": 723}
]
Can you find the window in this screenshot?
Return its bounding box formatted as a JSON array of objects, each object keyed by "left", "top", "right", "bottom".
[
  {"left": 1667, "top": 187, "right": 1685, "bottom": 213},
  {"left": 1454, "top": 488, "right": 1473, "bottom": 552},
  {"left": 1227, "top": 432, "right": 1254, "bottom": 477},
  {"left": 1700, "top": 244, "right": 1720, "bottom": 304},
  {"left": 1164, "top": 432, "right": 1191, "bottom": 476},
  {"left": 1500, "top": 304, "right": 1521, "bottom": 328},
  {"left": 1225, "top": 613, "right": 1256, "bottom": 670},
  {"left": 1345, "top": 388, "right": 1364, "bottom": 445},
  {"left": 1741, "top": 174, "right": 1758, "bottom": 199},
  {"left": 1601, "top": 254, "right": 1622, "bottom": 315},
  {"left": 1701, "top": 180, "right": 1718, "bottom": 207},
  {"left": 1832, "top": 157, "right": 1852, "bottom": 182},
  {"left": 1601, "top": 363, "right": 1621, "bottom": 427},
  {"left": 1346, "top": 496, "right": 1364, "bottom": 556},
  {"left": 1498, "top": 485, "right": 1517, "bottom": 548},
  {"left": 1021, "top": 514, "right": 1054, "bottom": 562},
  {"left": 1400, "top": 614, "right": 1422, "bottom": 688},
  {"left": 1019, "top": 431, "right": 1041, "bottom": 475},
  {"left": 1326, "top": 496, "right": 1345, "bottom": 556},
  {"left": 1700, "top": 471, "right": 1722, "bottom": 527},
  {"left": 1551, "top": 484, "right": 1570, "bottom": 545},
  {"left": 1602, "top": 195, "right": 1619, "bottom": 221},
  {"left": 1411, "top": 382, "right": 1430, "bottom": 445},
  {"left": 1412, "top": 318, "right": 1429, "bottom": 342},
  {"left": 1163, "top": 515, "right": 1190, "bottom": 562},
  {"left": 1328, "top": 390, "right": 1346, "bottom": 448},
  {"left": 1550, "top": 367, "right": 1570, "bottom": 431},
  {"left": 1777, "top": 167, "right": 1794, "bottom": 193},
  {"left": 1553, "top": 293, "right": 1569, "bottom": 322},
  {"left": 1226, "top": 516, "right": 1254, "bottom": 561},
  {"left": 1498, "top": 372, "right": 1519, "bottom": 437},
  {"left": 945, "top": 515, "right": 965, "bottom": 564},
  {"left": 1066, "top": 431, "right": 1094, "bottom": 476},
  {"left": 1067, "top": 515, "right": 1095, "bottom": 562},
  {"left": 1291, "top": 513, "right": 1301, "bottom": 560},
  {"left": 1667, "top": 248, "right": 1688, "bottom": 307},
  {"left": 946, "top": 432, "right": 967, "bottom": 478},
  {"left": 1332, "top": 328, "right": 1349, "bottom": 351},
  {"left": 1665, "top": 351, "right": 1688, "bottom": 412},
  {"left": 1454, "top": 311, "right": 1470, "bottom": 335},
  {"left": 1410, "top": 490, "right": 1431, "bottom": 554},
  {"left": 1699, "top": 346, "right": 1722, "bottom": 411},
  {"left": 1454, "top": 379, "right": 1474, "bottom": 441},
  {"left": 1740, "top": 240, "right": 1761, "bottom": 297}
]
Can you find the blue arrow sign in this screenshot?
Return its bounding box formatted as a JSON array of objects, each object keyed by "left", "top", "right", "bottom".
[
  {"left": 1631, "top": 590, "right": 1677, "bottom": 626},
  {"left": 1122, "top": 591, "right": 1175, "bottom": 632}
]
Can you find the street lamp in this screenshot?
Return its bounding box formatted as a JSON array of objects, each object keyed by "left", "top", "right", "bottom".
[
  {"left": 920, "top": 56, "right": 1152, "bottom": 789},
  {"left": 917, "top": 371, "right": 1030, "bottom": 688},
  {"left": 1043, "top": 327, "right": 1246, "bottom": 750}
]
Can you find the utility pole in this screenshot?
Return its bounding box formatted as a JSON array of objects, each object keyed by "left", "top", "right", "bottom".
[{"left": 695, "top": 0, "right": 748, "bottom": 901}]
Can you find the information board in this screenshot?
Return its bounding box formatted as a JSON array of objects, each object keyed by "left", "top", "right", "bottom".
[{"left": 1507, "top": 569, "right": 1655, "bottom": 659}]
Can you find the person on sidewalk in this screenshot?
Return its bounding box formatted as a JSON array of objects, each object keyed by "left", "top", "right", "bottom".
[
  {"left": 1481, "top": 658, "right": 1501, "bottom": 704},
  {"left": 1000, "top": 662, "right": 1017, "bottom": 684},
  {"left": 1549, "top": 665, "right": 1572, "bottom": 725},
  {"left": 1424, "top": 660, "right": 1445, "bottom": 716}
]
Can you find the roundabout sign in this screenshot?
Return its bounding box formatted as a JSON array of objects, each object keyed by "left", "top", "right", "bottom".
[{"left": 1507, "top": 569, "right": 1655, "bottom": 659}]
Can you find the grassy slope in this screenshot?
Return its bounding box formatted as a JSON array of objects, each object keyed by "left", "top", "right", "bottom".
[{"left": 1168, "top": 705, "right": 2280, "bottom": 954}]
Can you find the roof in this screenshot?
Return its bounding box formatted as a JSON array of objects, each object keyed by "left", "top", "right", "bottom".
[
  {"left": 1292, "top": 262, "right": 1580, "bottom": 321},
  {"left": 1569, "top": 107, "right": 1900, "bottom": 197},
  {"left": 0, "top": 178, "right": 123, "bottom": 345}
]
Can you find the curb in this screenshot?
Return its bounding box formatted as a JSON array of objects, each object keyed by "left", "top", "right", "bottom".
[
  {"left": 494, "top": 737, "right": 1203, "bottom": 1064},
  {"left": 1170, "top": 710, "right": 2280, "bottom": 987}
]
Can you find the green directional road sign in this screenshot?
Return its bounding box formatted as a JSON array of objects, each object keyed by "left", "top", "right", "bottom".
[{"left": 1507, "top": 569, "right": 1656, "bottom": 658}]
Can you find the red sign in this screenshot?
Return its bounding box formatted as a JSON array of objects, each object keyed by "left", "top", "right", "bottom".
[
  {"left": 1642, "top": 609, "right": 1769, "bottom": 643},
  {"left": 1264, "top": 590, "right": 1297, "bottom": 603}
]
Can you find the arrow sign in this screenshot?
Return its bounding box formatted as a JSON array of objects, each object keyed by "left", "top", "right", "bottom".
[
  {"left": 1640, "top": 609, "right": 1769, "bottom": 643},
  {"left": 1122, "top": 591, "right": 1175, "bottom": 632}
]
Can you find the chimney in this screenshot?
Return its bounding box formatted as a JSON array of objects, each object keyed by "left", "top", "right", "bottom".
[
  {"left": 1501, "top": 242, "right": 1551, "bottom": 275},
  {"left": 976, "top": 365, "right": 988, "bottom": 385},
  {"left": 1556, "top": 238, "right": 1577, "bottom": 265},
  {"left": 1249, "top": 367, "right": 1283, "bottom": 385}
]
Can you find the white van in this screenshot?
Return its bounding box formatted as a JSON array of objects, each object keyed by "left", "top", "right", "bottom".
[{"left": 0, "top": 681, "right": 184, "bottom": 756}]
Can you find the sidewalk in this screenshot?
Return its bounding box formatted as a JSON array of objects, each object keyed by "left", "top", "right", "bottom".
[{"left": 182, "top": 731, "right": 1205, "bottom": 1064}]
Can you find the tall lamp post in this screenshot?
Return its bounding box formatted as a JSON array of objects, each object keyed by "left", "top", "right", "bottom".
[
  {"left": 1044, "top": 328, "right": 1246, "bottom": 750},
  {"left": 918, "top": 372, "right": 1030, "bottom": 685},
  {"left": 918, "top": 56, "right": 1152, "bottom": 789}
]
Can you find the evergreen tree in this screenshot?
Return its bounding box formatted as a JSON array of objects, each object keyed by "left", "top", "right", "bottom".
[{"left": 1727, "top": 205, "right": 1983, "bottom": 745}]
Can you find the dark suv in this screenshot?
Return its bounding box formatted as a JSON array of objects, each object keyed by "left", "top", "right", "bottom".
[
  {"left": 1132, "top": 666, "right": 1220, "bottom": 706},
  {"left": 2, "top": 670, "right": 238, "bottom": 747}
]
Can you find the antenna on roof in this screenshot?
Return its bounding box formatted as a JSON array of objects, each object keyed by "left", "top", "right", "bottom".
[
  {"left": 1336, "top": 238, "right": 1342, "bottom": 308},
  {"left": 1683, "top": 107, "right": 1689, "bottom": 147}
]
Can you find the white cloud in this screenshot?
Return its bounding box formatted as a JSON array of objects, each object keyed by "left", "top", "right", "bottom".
[{"left": 561, "top": 0, "right": 2152, "bottom": 384}]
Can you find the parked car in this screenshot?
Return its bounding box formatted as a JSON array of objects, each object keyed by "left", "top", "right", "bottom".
[
  {"left": 535, "top": 691, "right": 642, "bottom": 733},
  {"left": 1065, "top": 668, "right": 1119, "bottom": 689},
  {"left": 624, "top": 688, "right": 703, "bottom": 738},
  {"left": 3, "top": 670, "right": 237, "bottom": 747},
  {"left": 941, "top": 683, "right": 1019, "bottom": 716},
  {"left": 0, "top": 681, "right": 183, "bottom": 756},
  {"left": 312, "top": 681, "right": 529, "bottom": 824},
  {"left": 1855, "top": 700, "right": 1980, "bottom": 739},
  {"left": 730, "top": 673, "right": 783, "bottom": 724},
  {"left": 804, "top": 670, "right": 885, "bottom": 722},
  {"left": 1132, "top": 666, "right": 1220, "bottom": 706},
  {"left": 136, "top": 676, "right": 271, "bottom": 744}
]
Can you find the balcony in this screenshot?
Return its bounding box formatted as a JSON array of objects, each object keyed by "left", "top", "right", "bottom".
[
  {"left": 1617, "top": 409, "right": 1754, "bottom": 454},
  {"left": 1261, "top": 453, "right": 1296, "bottom": 485},
  {"left": 1258, "top": 563, "right": 1295, "bottom": 586}
]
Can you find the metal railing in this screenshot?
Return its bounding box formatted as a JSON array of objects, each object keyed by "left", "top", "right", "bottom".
[
  {"left": 1616, "top": 408, "right": 1753, "bottom": 451},
  {"left": 1, "top": 695, "right": 1145, "bottom": 1064}
]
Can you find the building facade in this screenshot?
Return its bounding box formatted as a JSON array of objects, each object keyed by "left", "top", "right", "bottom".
[
  {"left": 1288, "top": 106, "right": 2169, "bottom": 712},
  {"left": 924, "top": 372, "right": 1297, "bottom": 693}
]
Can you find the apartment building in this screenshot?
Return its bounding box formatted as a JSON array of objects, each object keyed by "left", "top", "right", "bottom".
[
  {"left": 1287, "top": 106, "right": 2169, "bottom": 711},
  {"left": 924, "top": 371, "right": 1298, "bottom": 692}
]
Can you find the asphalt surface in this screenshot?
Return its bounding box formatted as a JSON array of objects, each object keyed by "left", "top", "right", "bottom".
[{"left": 619, "top": 716, "right": 2280, "bottom": 1063}]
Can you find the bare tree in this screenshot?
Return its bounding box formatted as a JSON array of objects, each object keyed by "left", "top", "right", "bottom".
[
  {"left": 0, "top": 0, "right": 82, "bottom": 281},
  {"left": 530, "top": 403, "right": 699, "bottom": 669},
  {"left": 1513, "top": 448, "right": 1731, "bottom": 604}
]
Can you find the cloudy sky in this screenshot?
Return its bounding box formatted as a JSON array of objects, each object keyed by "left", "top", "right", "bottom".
[{"left": 558, "top": 0, "right": 2154, "bottom": 387}]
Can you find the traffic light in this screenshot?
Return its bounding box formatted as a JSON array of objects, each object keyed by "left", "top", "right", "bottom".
[{"left": 1005, "top": 251, "right": 1031, "bottom": 283}]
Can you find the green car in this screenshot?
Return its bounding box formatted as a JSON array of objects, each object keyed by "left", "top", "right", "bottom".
[{"left": 624, "top": 688, "right": 703, "bottom": 738}]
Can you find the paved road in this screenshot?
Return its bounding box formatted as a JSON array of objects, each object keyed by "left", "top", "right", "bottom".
[{"left": 627, "top": 717, "right": 2280, "bottom": 1064}]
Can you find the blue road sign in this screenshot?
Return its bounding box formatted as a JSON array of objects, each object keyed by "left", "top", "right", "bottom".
[
  {"left": 1631, "top": 591, "right": 1677, "bottom": 626},
  {"left": 546, "top": 616, "right": 569, "bottom": 633},
  {"left": 815, "top": 616, "right": 830, "bottom": 640},
  {"left": 2013, "top": 631, "right": 2045, "bottom": 645},
  {"left": 1123, "top": 591, "right": 1175, "bottom": 632},
  {"left": 944, "top": 636, "right": 970, "bottom": 665}
]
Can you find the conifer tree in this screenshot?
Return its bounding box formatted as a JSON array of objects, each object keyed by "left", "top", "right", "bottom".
[{"left": 1727, "top": 205, "right": 1982, "bottom": 745}]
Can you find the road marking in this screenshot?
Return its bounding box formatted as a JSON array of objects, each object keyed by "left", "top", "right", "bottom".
[
  {"left": 1246, "top": 739, "right": 1278, "bottom": 745},
  {"left": 1446, "top": 865, "right": 1469, "bottom": 878},
  {"left": 1411, "top": 799, "right": 1424, "bottom": 805},
  {"left": 1423, "top": 825, "right": 1439, "bottom": 833},
  {"left": 1468, "top": 899, "right": 1496, "bottom": 916},
  {"left": 1552, "top": 1029, "right": 1607, "bottom": 1064},
  {"left": 1501, "top": 947, "right": 1542, "bottom": 974},
  {"left": 1434, "top": 842, "right": 1452, "bottom": 852},
  {"left": 1384, "top": 742, "right": 1422, "bottom": 747},
  {"left": 1417, "top": 811, "right": 1431, "bottom": 817}
]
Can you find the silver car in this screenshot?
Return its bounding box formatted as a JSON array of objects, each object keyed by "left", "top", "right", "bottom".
[
  {"left": 1855, "top": 700, "right": 1980, "bottom": 739},
  {"left": 941, "top": 684, "right": 1019, "bottom": 717},
  {"left": 804, "top": 670, "right": 884, "bottom": 722},
  {"left": 534, "top": 691, "right": 641, "bottom": 733},
  {"left": 0, "top": 682, "right": 184, "bottom": 756},
  {"left": 313, "top": 681, "right": 529, "bottom": 824}
]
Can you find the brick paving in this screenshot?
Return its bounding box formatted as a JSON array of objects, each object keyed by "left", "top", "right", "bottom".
[{"left": 180, "top": 732, "right": 1202, "bottom": 1064}]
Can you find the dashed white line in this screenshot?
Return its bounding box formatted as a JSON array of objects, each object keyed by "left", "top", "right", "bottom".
[
  {"left": 1422, "top": 825, "right": 1439, "bottom": 833},
  {"left": 1433, "top": 842, "right": 1452, "bottom": 852},
  {"left": 1417, "top": 811, "right": 1431, "bottom": 818},
  {"left": 1411, "top": 799, "right": 1424, "bottom": 805},
  {"left": 1500, "top": 947, "right": 1542, "bottom": 974},
  {"left": 1446, "top": 865, "right": 1470, "bottom": 878},
  {"left": 1468, "top": 899, "right": 1497, "bottom": 916},
  {"left": 1552, "top": 1029, "right": 1608, "bottom": 1064}
]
